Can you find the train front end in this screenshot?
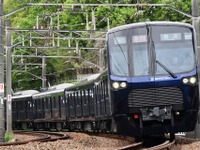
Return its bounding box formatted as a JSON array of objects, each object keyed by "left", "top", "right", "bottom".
[{"left": 107, "top": 22, "right": 199, "bottom": 136}]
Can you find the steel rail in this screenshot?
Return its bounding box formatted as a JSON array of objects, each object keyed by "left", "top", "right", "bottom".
[
  {"left": 117, "top": 139, "right": 175, "bottom": 150},
  {"left": 0, "top": 131, "right": 50, "bottom": 146},
  {"left": 32, "top": 131, "right": 69, "bottom": 142},
  {"left": 0, "top": 131, "right": 69, "bottom": 146},
  {"left": 117, "top": 142, "right": 143, "bottom": 150},
  {"left": 144, "top": 140, "right": 175, "bottom": 150}
]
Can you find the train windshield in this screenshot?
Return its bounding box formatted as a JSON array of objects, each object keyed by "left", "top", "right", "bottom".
[
  {"left": 108, "top": 29, "right": 129, "bottom": 76},
  {"left": 108, "top": 25, "right": 195, "bottom": 77}
]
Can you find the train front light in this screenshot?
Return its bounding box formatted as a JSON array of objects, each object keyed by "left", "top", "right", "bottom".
[
  {"left": 120, "top": 82, "right": 127, "bottom": 88},
  {"left": 182, "top": 78, "right": 189, "bottom": 84},
  {"left": 190, "top": 77, "right": 197, "bottom": 84},
  {"left": 112, "top": 82, "right": 119, "bottom": 89},
  {"left": 182, "top": 76, "right": 197, "bottom": 85}
]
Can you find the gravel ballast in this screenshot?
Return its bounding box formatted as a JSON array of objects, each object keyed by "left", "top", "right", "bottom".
[{"left": 0, "top": 132, "right": 199, "bottom": 150}]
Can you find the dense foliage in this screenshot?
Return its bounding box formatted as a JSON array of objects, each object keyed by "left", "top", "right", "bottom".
[{"left": 4, "top": 0, "right": 196, "bottom": 91}]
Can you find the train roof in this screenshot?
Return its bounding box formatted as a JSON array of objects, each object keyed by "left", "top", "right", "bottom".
[
  {"left": 32, "top": 83, "right": 74, "bottom": 98},
  {"left": 107, "top": 21, "right": 194, "bottom": 34},
  {"left": 81, "top": 73, "right": 101, "bottom": 81},
  {"left": 47, "top": 83, "right": 74, "bottom": 90},
  {"left": 12, "top": 90, "right": 39, "bottom": 99},
  {"left": 65, "top": 70, "right": 108, "bottom": 92}
]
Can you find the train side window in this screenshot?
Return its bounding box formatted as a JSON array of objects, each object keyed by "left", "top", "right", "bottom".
[
  {"left": 58, "top": 96, "right": 61, "bottom": 107},
  {"left": 53, "top": 97, "right": 56, "bottom": 108},
  {"left": 73, "top": 92, "right": 76, "bottom": 106},
  {"left": 45, "top": 98, "right": 47, "bottom": 109},
  {"left": 84, "top": 90, "right": 88, "bottom": 104},
  {"left": 57, "top": 96, "right": 59, "bottom": 108},
  {"left": 75, "top": 92, "right": 78, "bottom": 105},
  {"left": 83, "top": 90, "right": 86, "bottom": 104},
  {"left": 49, "top": 97, "right": 52, "bottom": 109},
  {"left": 55, "top": 96, "right": 58, "bottom": 108},
  {"left": 61, "top": 96, "right": 64, "bottom": 104},
  {"left": 78, "top": 91, "right": 83, "bottom": 105},
  {"left": 67, "top": 94, "right": 70, "bottom": 106},
  {"left": 38, "top": 99, "right": 41, "bottom": 109},
  {"left": 71, "top": 93, "right": 75, "bottom": 106}
]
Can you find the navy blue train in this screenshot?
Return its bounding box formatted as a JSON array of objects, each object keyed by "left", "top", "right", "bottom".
[
  {"left": 10, "top": 21, "right": 199, "bottom": 140},
  {"left": 107, "top": 21, "right": 199, "bottom": 137}
]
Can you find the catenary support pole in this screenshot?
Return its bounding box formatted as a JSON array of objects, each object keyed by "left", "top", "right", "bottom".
[
  {"left": 0, "top": 0, "right": 4, "bottom": 142},
  {"left": 42, "top": 56, "right": 46, "bottom": 89},
  {"left": 6, "top": 20, "right": 12, "bottom": 135},
  {"left": 99, "top": 49, "right": 104, "bottom": 72},
  {"left": 192, "top": 0, "right": 200, "bottom": 139}
]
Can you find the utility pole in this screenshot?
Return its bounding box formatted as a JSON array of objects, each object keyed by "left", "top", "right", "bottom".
[
  {"left": 6, "top": 20, "right": 12, "bottom": 135},
  {"left": 42, "top": 57, "right": 46, "bottom": 89},
  {"left": 192, "top": 0, "right": 200, "bottom": 139},
  {"left": 0, "top": 0, "right": 4, "bottom": 142},
  {"left": 99, "top": 49, "right": 104, "bottom": 72}
]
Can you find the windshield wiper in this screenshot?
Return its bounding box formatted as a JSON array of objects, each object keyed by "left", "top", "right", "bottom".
[{"left": 156, "top": 60, "right": 177, "bottom": 78}]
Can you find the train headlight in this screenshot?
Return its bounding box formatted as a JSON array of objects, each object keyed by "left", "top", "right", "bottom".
[
  {"left": 120, "top": 82, "right": 127, "bottom": 88},
  {"left": 112, "top": 82, "right": 120, "bottom": 89},
  {"left": 190, "top": 77, "right": 197, "bottom": 84},
  {"left": 182, "top": 78, "right": 189, "bottom": 84},
  {"left": 182, "top": 76, "right": 197, "bottom": 85}
]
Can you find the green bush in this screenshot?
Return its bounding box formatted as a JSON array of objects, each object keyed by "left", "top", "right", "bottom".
[{"left": 5, "top": 132, "right": 13, "bottom": 142}]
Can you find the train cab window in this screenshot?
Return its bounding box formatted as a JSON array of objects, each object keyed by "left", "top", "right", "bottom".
[
  {"left": 131, "top": 27, "right": 149, "bottom": 76},
  {"left": 108, "top": 30, "right": 129, "bottom": 77},
  {"left": 152, "top": 26, "right": 195, "bottom": 74}
]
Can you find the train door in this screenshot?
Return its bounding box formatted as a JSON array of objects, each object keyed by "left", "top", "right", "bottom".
[
  {"left": 78, "top": 91, "right": 81, "bottom": 118},
  {"left": 60, "top": 95, "right": 66, "bottom": 120},
  {"left": 37, "top": 98, "right": 43, "bottom": 119},
  {"left": 44, "top": 98, "right": 51, "bottom": 120},
  {"left": 19, "top": 99, "right": 26, "bottom": 120},
  {"left": 101, "top": 79, "right": 110, "bottom": 115},
  {"left": 100, "top": 81, "right": 107, "bottom": 116},
  {"left": 52, "top": 96, "right": 59, "bottom": 119},
  {"left": 88, "top": 89, "right": 95, "bottom": 117},
  {"left": 32, "top": 99, "right": 36, "bottom": 120},
  {"left": 65, "top": 92, "right": 70, "bottom": 119},
  {"left": 83, "top": 90, "right": 89, "bottom": 117},
  {"left": 69, "top": 92, "right": 76, "bottom": 118},
  {"left": 27, "top": 98, "right": 33, "bottom": 121},
  {"left": 93, "top": 85, "right": 99, "bottom": 117},
  {"left": 12, "top": 100, "right": 18, "bottom": 122}
]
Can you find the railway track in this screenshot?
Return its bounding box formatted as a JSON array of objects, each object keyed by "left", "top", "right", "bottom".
[
  {"left": 0, "top": 131, "right": 176, "bottom": 149},
  {"left": 85, "top": 132, "right": 176, "bottom": 150},
  {"left": 0, "top": 131, "right": 69, "bottom": 146},
  {"left": 118, "top": 140, "right": 175, "bottom": 150}
]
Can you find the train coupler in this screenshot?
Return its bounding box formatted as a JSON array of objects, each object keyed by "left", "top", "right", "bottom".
[{"left": 140, "top": 106, "right": 172, "bottom": 122}]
